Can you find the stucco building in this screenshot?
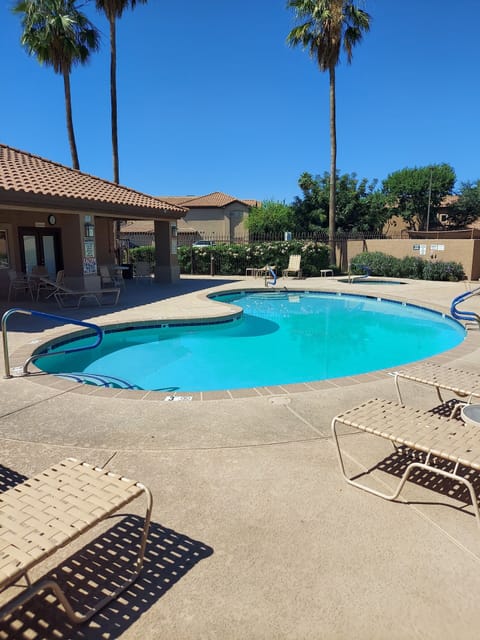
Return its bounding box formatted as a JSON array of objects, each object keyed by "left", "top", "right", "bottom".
[
  {"left": 121, "top": 192, "right": 259, "bottom": 246},
  {"left": 0, "top": 144, "right": 186, "bottom": 297}
]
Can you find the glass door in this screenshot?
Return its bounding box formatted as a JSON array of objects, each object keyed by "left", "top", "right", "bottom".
[
  {"left": 19, "top": 228, "right": 63, "bottom": 277},
  {"left": 42, "top": 234, "right": 57, "bottom": 276}
]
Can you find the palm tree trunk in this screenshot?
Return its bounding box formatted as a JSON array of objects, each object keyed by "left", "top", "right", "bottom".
[
  {"left": 328, "top": 64, "right": 337, "bottom": 266},
  {"left": 109, "top": 16, "right": 119, "bottom": 184},
  {"left": 109, "top": 15, "right": 121, "bottom": 261},
  {"left": 63, "top": 70, "right": 80, "bottom": 170}
]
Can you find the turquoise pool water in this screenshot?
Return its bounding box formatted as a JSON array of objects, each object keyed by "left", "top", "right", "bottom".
[{"left": 34, "top": 291, "right": 465, "bottom": 392}]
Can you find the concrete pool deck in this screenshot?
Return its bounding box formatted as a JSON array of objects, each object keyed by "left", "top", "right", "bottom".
[{"left": 1, "top": 275, "right": 480, "bottom": 639}]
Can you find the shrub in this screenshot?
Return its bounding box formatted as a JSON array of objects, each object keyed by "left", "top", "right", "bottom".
[
  {"left": 350, "top": 251, "right": 465, "bottom": 281},
  {"left": 350, "top": 252, "right": 402, "bottom": 277},
  {"left": 129, "top": 246, "right": 155, "bottom": 265},
  {"left": 422, "top": 260, "right": 465, "bottom": 281},
  {"left": 399, "top": 255, "right": 425, "bottom": 280},
  {"left": 178, "top": 241, "right": 330, "bottom": 277}
]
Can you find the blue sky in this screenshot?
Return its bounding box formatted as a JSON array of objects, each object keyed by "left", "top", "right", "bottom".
[{"left": 2, "top": 0, "right": 479, "bottom": 203}]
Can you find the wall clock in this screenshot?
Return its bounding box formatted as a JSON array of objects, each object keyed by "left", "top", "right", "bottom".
[{"left": 48, "top": 215, "right": 56, "bottom": 225}]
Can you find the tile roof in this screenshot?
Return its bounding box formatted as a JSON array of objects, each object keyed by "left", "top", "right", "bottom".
[
  {"left": 0, "top": 144, "right": 186, "bottom": 218},
  {"left": 121, "top": 220, "right": 196, "bottom": 234},
  {"left": 159, "top": 192, "right": 259, "bottom": 208}
]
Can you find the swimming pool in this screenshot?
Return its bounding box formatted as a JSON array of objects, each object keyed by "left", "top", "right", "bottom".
[{"left": 33, "top": 291, "right": 465, "bottom": 392}]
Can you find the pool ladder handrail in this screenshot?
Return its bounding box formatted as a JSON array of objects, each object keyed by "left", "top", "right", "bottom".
[
  {"left": 265, "top": 266, "right": 277, "bottom": 287},
  {"left": 347, "top": 264, "right": 371, "bottom": 283},
  {"left": 450, "top": 286, "right": 480, "bottom": 327},
  {"left": 2, "top": 308, "right": 103, "bottom": 378}
]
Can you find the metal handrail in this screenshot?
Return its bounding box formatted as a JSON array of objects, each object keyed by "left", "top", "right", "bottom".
[
  {"left": 265, "top": 266, "right": 277, "bottom": 287},
  {"left": 2, "top": 308, "right": 103, "bottom": 378},
  {"left": 450, "top": 286, "right": 480, "bottom": 327}
]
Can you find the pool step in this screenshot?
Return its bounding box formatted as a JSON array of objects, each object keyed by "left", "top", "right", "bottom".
[{"left": 56, "top": 372, "right": 139, "bottom": 390}]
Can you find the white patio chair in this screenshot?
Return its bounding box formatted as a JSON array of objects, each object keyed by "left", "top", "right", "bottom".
[
  {"left": 8, "top": 270, "right": 33, "bottom": 302},
  {"left": 282, "top": 255, "right": 302, "bottom": 278}
]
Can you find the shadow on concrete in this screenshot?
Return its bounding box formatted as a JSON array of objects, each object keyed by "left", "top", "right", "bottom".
[
  {"left": 0, "top": 277, "right": 238, "bottom": 334},
  {"left": 0, "top": 465, "right": 28, "bottom": 492},
  {"left": 0, "top": 516, "right": 214, "bottom": 639},
  {"left": 356, "top": 438, "right": 480, "bottom": 521}
]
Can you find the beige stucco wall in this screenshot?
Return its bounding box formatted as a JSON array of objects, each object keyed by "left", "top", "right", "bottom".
[
  {"left": 0, "top": 209, "right": 114, "bottom": 294},
  {"left": 154, "top": 220, "right": 179, "bottom": 283},
  {"left": 345, "top": 238, "right": 479, "bottom": 280},
  {"left": 94, "top": 218, "right": 115, "bottom": 266},
  {"left": 0, "top": 205, "right": 181, "bottom": 297},
  {"left": 177, "top": 208, "right": 225, "bottom": 237},
  {"left": 0, "top": 209, "right": 73, "bottom": 296},
  {"left": 177, "top": 203, "right": 249, "bottom": 241}
]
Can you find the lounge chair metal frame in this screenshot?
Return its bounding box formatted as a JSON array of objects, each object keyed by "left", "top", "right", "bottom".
[
  {"left": 36, "top": 270, "right": 65, "bottom": 301},
  {"left": 393, "top": 361, "right": 480, "bottom": 411},
  {"left": 54, "top": 287, "right": 120, "bottom": 308},
  {"left": 0, "top": 458, "right": 152, "bottom": 623},
  {"left": 331, "top": 398, "right": 480, "bottom": 528}
]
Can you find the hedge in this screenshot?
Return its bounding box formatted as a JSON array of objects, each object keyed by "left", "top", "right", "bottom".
[
  {"left": 177, "top": 240, "right": 331, "bottom": 277},
  {"left": 350, "top": 251, "right": 465, "bottom": 281},
  {"left": 129, "top": 246, "right": 155, "bottom": 264}
]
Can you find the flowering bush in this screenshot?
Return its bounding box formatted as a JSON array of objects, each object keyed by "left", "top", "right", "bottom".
[{"left": 177, "top": 241, "right": 330, "bottom": 276}]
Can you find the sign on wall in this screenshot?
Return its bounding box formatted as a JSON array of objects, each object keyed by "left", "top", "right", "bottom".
[{"left": 83, "top": 257, "right": 97, "bottom": 274}]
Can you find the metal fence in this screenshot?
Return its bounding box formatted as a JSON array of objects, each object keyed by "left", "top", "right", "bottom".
[{"left": 176, "top": 230, "right": 403, "bottom": 247}]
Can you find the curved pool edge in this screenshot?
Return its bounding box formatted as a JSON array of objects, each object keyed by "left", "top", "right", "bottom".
[{"left": 9, "top": 285, "right": 477, "bottom": 401}]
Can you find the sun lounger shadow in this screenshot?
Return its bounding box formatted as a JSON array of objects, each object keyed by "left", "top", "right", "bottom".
[
  {"left": 0, "top": 465, "right": 28, "bottom": 492},
  {"left": 373, "top": 444, "right": 480, "bottom": 515},
  {"left": 0, "top": 516, "right": 214, "bottom": 639},
  {"left": 332, "top": 397, "right": 480, "bottom": 530}
]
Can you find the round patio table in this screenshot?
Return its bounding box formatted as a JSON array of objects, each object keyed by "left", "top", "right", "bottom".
[{"left": 461, "top": 403, "right": 480, "bottom": 427}]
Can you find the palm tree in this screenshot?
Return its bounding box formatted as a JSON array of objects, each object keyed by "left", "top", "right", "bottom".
[
  {"left": 287, "top": 0, "right": 370, "bottom": 264},
  {"left": 13, "top": 0, "right": 100, "bottom": 170},
  {"left": 95, "top": 0, "right": 147, "bottom": 184}
]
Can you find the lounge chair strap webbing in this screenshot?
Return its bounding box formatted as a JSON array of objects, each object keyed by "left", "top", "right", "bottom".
[
  {"left": 0, "top": 458, "right": 144, "bottom": 588},
  {"left": 335, "top": 398, "right": 480, "bottom": 470}
]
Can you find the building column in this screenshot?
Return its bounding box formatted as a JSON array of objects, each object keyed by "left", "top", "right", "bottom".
[{"left": 153, "top": 220, "right": 180, "bottom": 283}]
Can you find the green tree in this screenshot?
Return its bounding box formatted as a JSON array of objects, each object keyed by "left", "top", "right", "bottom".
[
  {"left": 449, "top": 181, "right": 480, "bottom": 228},
  {"left": 246, "top": 200, "right": 295, "bottom": 235},
  {"left": 95, "top": 0, "right": 147, "bottom": 184},
  {"left": 293, "top": 171, "right": 329, "bottom": 231},
  {"left": 287, "top": 0, "right": 371, "bottom": 263},
  {"left": 291, "top": 171, "right": 388, "bottom": 233},
  {"left": 382, "top": 164, "right": 456, "bottom": 231},
  {"left": 13, "top": 0, "right": 100, "bottom": 169}
]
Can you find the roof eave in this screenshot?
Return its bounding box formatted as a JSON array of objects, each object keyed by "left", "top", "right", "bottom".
[{"left": 0, "top": 190, "right": 187, "bottom": 220}]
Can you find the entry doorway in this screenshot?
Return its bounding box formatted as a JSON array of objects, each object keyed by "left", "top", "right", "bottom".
[{"left": 19, "top": 227, "right": 63, "bottom": 277}]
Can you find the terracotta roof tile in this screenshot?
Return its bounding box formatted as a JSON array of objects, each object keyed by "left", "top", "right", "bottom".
[
  {"left": 158, "top": 196, "right": 197, "bottom": 205},
  {"left": 121, "top": 220, "right": 156, "bottom": 233},
  {"left": 121, "top": 220, "right": 197, "bottom": 234},
  {"left": 0, "top": 144, "right": 186, "bottom": 217},
  {"left": 158, "top": 192, "right": 259, "bottom": 208}
]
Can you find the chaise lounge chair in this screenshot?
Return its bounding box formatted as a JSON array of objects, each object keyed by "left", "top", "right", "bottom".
[
  {"left": 392, "top": 361, "right": 480, "bottom": 411},
  {"left": 54, "top": 284, "right": 121, "bottom": 308},
  {"left": 331, "top": 397, "right": 480, "bottom": 529},
  {"left": 36, "top": 270, "right": 65, "bottom": 301},
  {"left": 0, "top": 458, "right": 152, "bottom": 623},
  {"left": 282, "top": 254, "right": 302, "bottom": 278}
]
